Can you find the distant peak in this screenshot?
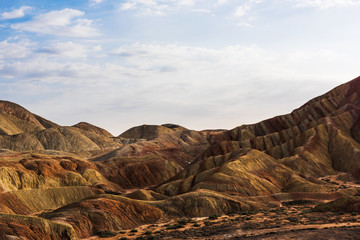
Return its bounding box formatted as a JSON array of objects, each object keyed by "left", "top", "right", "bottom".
[
  {"left": 119, "top": 123, "right": 187, "bottom": 139},
  {"left": 0, "top": 100, "right": 58, "bottom": 129},
  {"left": 72, "top": 121, "right": 114, "bottom": 138}
]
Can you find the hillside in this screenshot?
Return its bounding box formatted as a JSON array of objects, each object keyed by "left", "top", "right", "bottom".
[
  {"left": 1, "top": 76, "right": 360, "bottom": 239},
  {"left": 155, "top": 77, "right": 360, "bottom": 198}
]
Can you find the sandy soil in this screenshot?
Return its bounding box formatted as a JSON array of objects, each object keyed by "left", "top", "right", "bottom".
[
  {"left": 82, "top": 204, "right": 360, "bottom": 239},
  {"left": 81, "top": 173, "right": 360, "bottom": 240}
]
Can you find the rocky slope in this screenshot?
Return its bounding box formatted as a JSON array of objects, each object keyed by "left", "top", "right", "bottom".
[
  {"left": 0, "top": 101, "right": 58, "bottom": 135},
  {"left": 155, "top": 76, "right": 360, "bottom": 198},
  {"left": 1, "top": 76, "right": 360, "bottom": 239}
]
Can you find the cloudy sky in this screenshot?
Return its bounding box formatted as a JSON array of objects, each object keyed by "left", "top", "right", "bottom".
[{"left": 1, "top": 0, "right": 359, "bottom": 135}]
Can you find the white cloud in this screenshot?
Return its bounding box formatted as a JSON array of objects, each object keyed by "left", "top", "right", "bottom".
[
  {"left": 1, "top": 42, "right": 355, "bottom": 134},
  {"left": 118, "top": 0, "right": 199, "bottom": 15},
  {"left": 89, "top": 0, "right": 105, "bottom": 5},
  {"left": 234, "top": 0, "right": 262, "bottom": 26},
  {"left": 37, "top": 41, "right": 89, "bottom": 58},
  {"left": 217, "top": 0, "right": 228, "bottom": 6},
  {"left": 11, "top": 8, "right": 99, "bottom": 37},
  {"left": 291, "top": 0, "right": 360, "bottom": 9},
  {"left": 234, "top": 5, "right": 251, "bottom": 17},
  {"left": 93, "top": 45, "right": 102, "bottom": 51},
  {"left": 119, "top": 2, "right": 137, "bottom": 10},
  {"left": 2, "top": 41, "right": 345, "bottom": 89},
  {"left": 0, "top": 39, "right": 33, "bottom": 59},
  {"left": 192, "top": 9, "right": 212, "bottom": 13},
  {"left": 0, "top": 6, "right": 33, "bottom": 20},
  {"left": 178, "top": 0, "right": 195, "bottom": 7},
  {"left": 288, "top": 49, "right": 337, "bottom": 62}
]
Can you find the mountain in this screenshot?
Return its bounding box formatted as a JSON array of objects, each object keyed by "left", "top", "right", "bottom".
[
  {"left": 1, "top": 76, "right": 360, "bottom": 239},
  {"left": 72, "top": 121, "right": 114, "bottom": 138},
  {"left": 119, "top": 124, "right": 187, "bottom": 140},
  {"left": 154, "top": 77, "right": 360, "bottom": 197},
  {"left": 0, "top": 100, "right": 58, "bottom": 135},
  {"left": 0, "top": 101, "right": 121, "bottom": 153}
]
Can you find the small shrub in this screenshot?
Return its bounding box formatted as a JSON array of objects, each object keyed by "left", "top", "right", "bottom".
[
  {"left": 338, "top": 211, "right": 345, "bottom": 215},
  {"left": 208, "top": 214, "right": 218, "bottom": 220},
  {"left": 352, "top": 212, "right": 358, "bottom": 216},
  {"left": 136, "top": 237, "right": 145, "bottom": 240},
  {"left": 130, "top": 229, "right": 138, "bottom": 233},
  {"left": 178, "top": 219, "right": 187, "bottom": 225},
  {"left": 193, "top": 223, "right": 201, "bottom": 227},
  {"left": 144, "top": 230, "right": 152, "bottom": 235},
  {"left": 96, "top": 230, "right": 116, "bottom": 238},
  {"left": 119, "top": 237, "right": 128, "bottom": 240},
  {"left": 166, "top": 225, "right": 176, "bottom": 230},
  {"left": 166, "top": 224, "right": 184, "bottom": 230},
  {"left": 204, "top": 220, "right": 211, "bottom": 226}
]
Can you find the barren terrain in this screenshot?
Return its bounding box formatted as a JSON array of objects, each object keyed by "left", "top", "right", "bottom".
[{"left": 3, "top": 77, "right": 360, "bottom": 239}]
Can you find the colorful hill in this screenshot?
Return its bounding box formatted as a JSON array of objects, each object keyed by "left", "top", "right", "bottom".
[{"left": 1, "top": 76, "right": 360, "bottom": 239}]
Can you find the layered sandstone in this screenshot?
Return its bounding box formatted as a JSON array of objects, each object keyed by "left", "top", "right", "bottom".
[{"left": 1, "top": 77, "right": 360, "bottom": 239}]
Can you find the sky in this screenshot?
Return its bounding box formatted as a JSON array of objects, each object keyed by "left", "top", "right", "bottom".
[{"left": 0, "top": 0, "right": 360, "bottom": 135}]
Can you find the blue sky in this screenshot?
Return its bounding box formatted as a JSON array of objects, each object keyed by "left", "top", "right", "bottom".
[{"left": 1, "top": 0, "right": 360, "bottom": 135}]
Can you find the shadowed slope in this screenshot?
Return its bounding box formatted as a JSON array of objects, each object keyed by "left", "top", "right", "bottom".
[{"left": 314, "top": 196, "right": 360, "bottom": 212}]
